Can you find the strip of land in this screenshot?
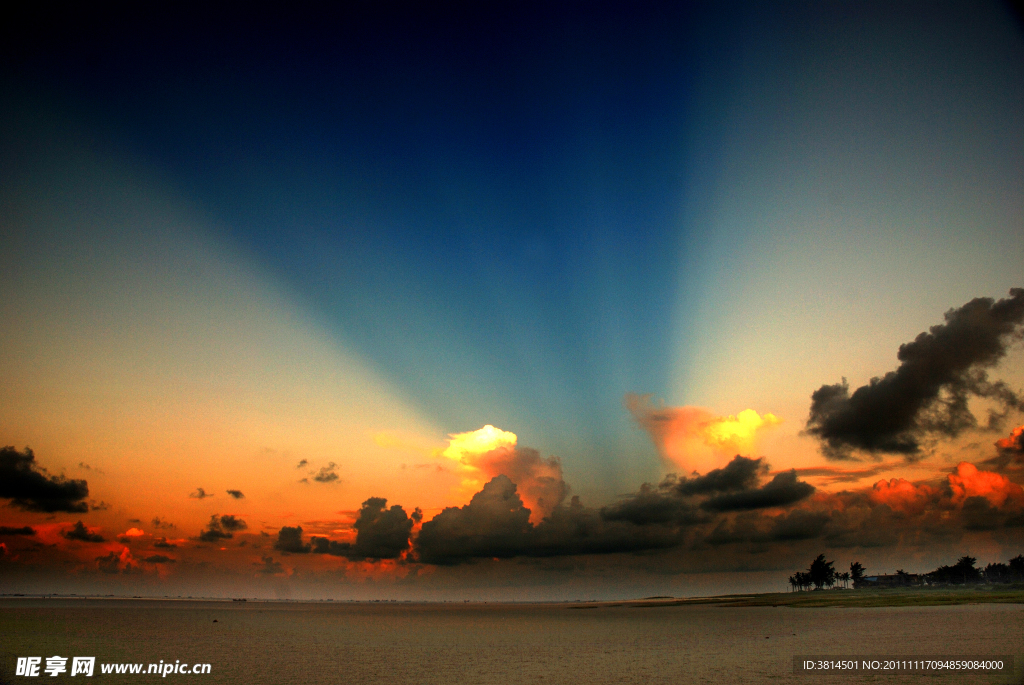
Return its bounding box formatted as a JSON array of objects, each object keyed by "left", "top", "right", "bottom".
[
  {"left": 594, "top": 586, "right": 1024, "bottom": 609},
  {"left": 626, "top": 585, "right": 1024, "bottom": 606}
]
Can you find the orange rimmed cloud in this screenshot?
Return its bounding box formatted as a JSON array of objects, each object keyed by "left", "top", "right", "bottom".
[
  {"left": 440, "top": 425, "right": 567, "bottom": 523},
  {"left": 947, "top": 462, "right": 1024, "bottom": 508},
  {"left": 625, "top": 394, "right": 781, "bottom": 474},
  {"left": 995, "top": 425, "right": 1024, "bottom": 452},
  {"left": 868, "top": 478, "right": 938, "bottom": 515}
]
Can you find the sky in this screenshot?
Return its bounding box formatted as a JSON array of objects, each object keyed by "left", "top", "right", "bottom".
[{"left": 1, "top": 1, "right": 1023, "bottom": 600}]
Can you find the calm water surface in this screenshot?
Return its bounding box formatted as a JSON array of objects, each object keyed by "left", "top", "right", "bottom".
[{"left": 2, "top": 599, "right": 1021, "bottom": 684}]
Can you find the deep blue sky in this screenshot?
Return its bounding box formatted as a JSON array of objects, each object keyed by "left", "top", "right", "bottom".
[
  {"left": 3, "top": 1, "right": 1023, "bottom": 494},
  {"left": 4, "top": 3, "right": 713, "bottom": 455}
]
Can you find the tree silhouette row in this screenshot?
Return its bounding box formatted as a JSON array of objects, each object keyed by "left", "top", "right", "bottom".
[{"left": 789, "top": 554, "right": 1024, "bottom": 591}]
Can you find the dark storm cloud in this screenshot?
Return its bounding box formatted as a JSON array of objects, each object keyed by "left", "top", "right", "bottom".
[
  {"left": 313, "top": 463, "right": 339, "bottom": 483},
  {"left": 599, "top": 456, "right": 789, "bottom": 525},
  {"left": 274, "top": 526, "right": 311, "bottom": 553},
  {"left": 415, "top": 476, "right": 532, "bottom": 564},
  {"left": 143, "top": 555, "right": 175, "bottom": 563},
  {"left": 414, "top": 476, "right": 692, "bottom": 565},
  {"left": 0, "top": 526, "right": 36, "bottom": 535},
  {"left": 219, "top": 515, "right": 248, "bottom": 532},
  {"left": 63, "top": 521, "right": 104, "bottom": 543},
  {"left": 674, "top": 456, "right": 766, "bottom": 495},
  {"left": 599, "top": 482, "right": 704, "bottom": 526},
  {"left": 0, "top": 446, "right": 89, "bottom": 513},
  {"left": 197, "top": 515, "right": 244, "bottom": 542},
  {"left": 226, "top": 490, "right": 245, "bottom": 499},
  {"left": 408, "top": 454, "right": 818, "bottom": 564},
  {"left": 189, "top": 488, "right": 213, "bottom": 499},
  {"left": 701, "top": 471, "right": 815, "bottom": 512},
  {"left": 312, "top": 497, "right": 420, "bottom": 560},
  {"left": 153, "top": 538, "right": 177, "bottom": 548},
  {"left": 806, "top": 289, "right": 1024, "bottom": 459}
]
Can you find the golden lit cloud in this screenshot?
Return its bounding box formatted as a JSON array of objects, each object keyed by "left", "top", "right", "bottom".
[
  {"left": 947, "top": 462, "right": 1024, "bottom": 508},
  {"left": 439, "top": 425, "right": 566, "bottom": 523},
  {"left": 625, "top": 394, "right": 781, "bottom": 474},
  {"left": 442, "top": 425, "right": 519, "bottom": 462},
  {"left": 868, "top": 478, "right": 938, "bottom": 515}
]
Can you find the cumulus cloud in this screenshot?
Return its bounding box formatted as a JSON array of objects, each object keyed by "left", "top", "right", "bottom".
[
  {"left": 296, "top": 459, "right": 308, "bottom": 469},
  {"left": 314, "top": 497, "right": 420, "bottom": 560},
  {"left": 153, "top": 538, "right": 177, "bottom": 548},
  {"left": 946, "top": 462, "right": 1024, "bottom": 508},
  {"left": 984, "top": 424, "right": 1024, "bottom": 471},
  {"left": 274, "top": 526, "right": 311, "bottom": 553},
  {"left": 806, "top": 289, "right": 1024, "bottom": 459},
  {"left": 256, "top": 556, "right": 284, "bottom": 575},
  {"left": 63, "top": 521, "right": 104, "bottom": 542},
  {"left": 625, "top": 395, "right": 780, "bottom": 474},
  {"left": 0, "top": 446, "right": 89, "bottom": 512},
  {"left": 313, "top": 463, "right": 339, "bottom": 483},
  {"left": 96, "top": 547, "right": 136, "bottom": 574},
  {"left": 226, "top": 490, "right": 245, "bottom": 499},
  {"left": 198, "top": 515, "right": 246, "bottom": 542},
  {"left": 674, "top": 456, "right": 766, "bottom": 495},
  {"left": 602, "top": 457, "right": 812, "bottom": 520},
  {"left": 868, "top": 478, "right": 939, "bottom": 515},
  {"left": 410, "top": 454, "right": 815, "bottom": 564},
  {"left": 700, "top": 471, "right": 815, "bottom": 512},
  {"left": 189, "top": 488, "right": 213, "bottom": 499},
  {"left": 701, "top": 459, "right": 1024, "bottom": 550},
  {"left": 441, "top": 426, "right": 568, "bottom": 522},
  {"left": 415, "top": 476, "right": 694, "bottom": 565},
  {"left": 599, "top": 481, "right": 703, "bottom": 526},
  {"left": 219, "top": 515, "right": 248, "bottom": 532},
  {"left": 415, "top": 476, "right": 533, "bottom": 564}
]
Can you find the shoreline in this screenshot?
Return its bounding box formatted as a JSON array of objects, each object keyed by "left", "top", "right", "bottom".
[{"left": 4, "top": 585, "right": 1024, "bottom": 608}]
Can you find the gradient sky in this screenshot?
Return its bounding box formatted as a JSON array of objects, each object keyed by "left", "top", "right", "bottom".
[{"left": 1, "top": 1, "right": 1023, "bottom": 600}]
